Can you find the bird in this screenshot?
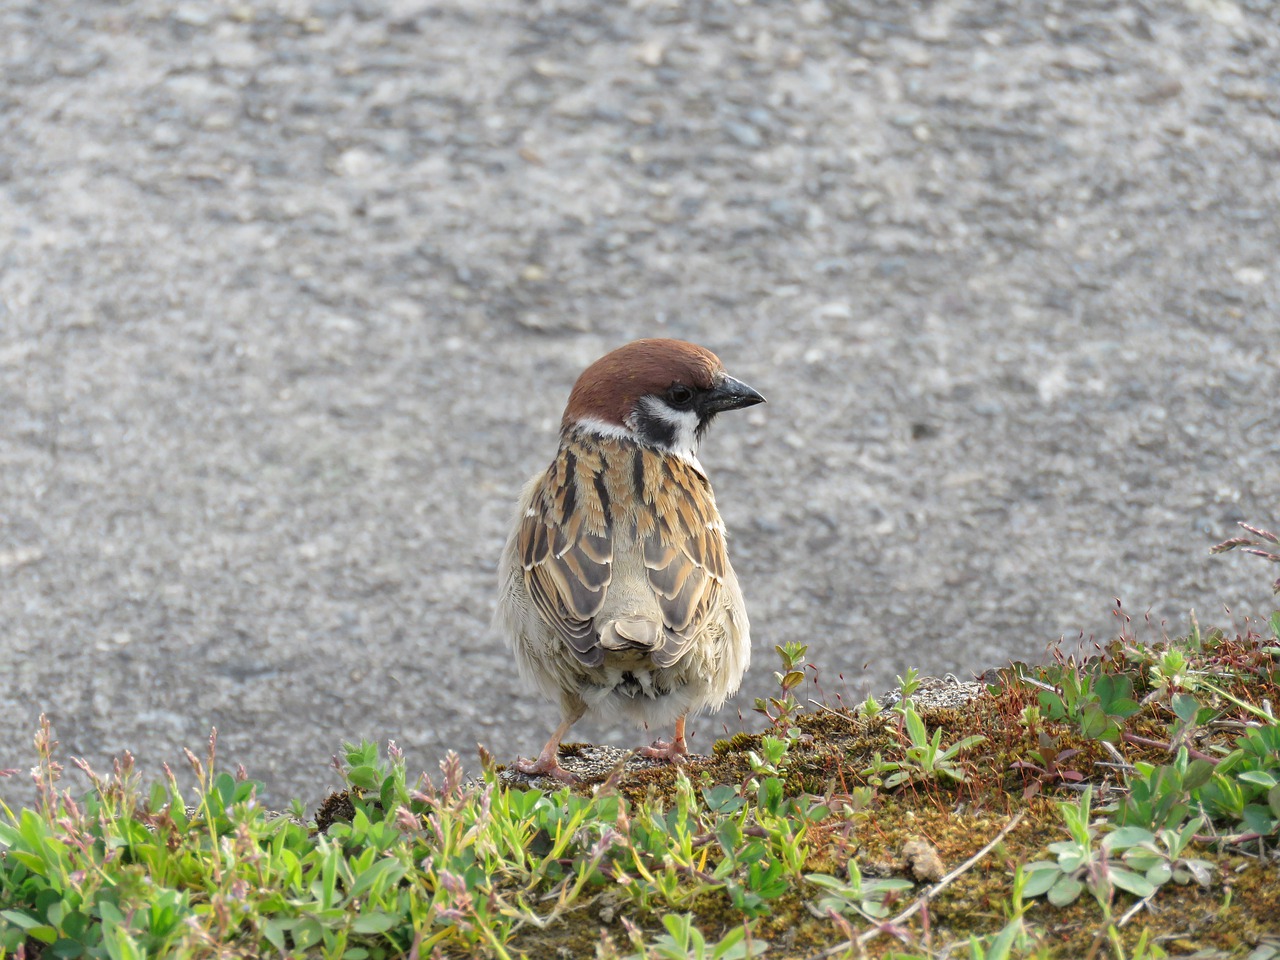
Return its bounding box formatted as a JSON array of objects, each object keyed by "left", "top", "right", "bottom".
[{"left": 495, "top": 338, "right": 765, "bottom": 782}]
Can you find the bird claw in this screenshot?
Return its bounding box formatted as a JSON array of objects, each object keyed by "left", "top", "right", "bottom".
[
  {"left": 641, "top": 738, "right": 689, "bottom": 762},
  {"left": 515, "top": 755, "right": 578, "bottom": 783}
]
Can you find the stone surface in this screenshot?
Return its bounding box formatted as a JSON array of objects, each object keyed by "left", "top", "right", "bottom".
[{"left": 1, "top": 0, "right": 1278, "bottom": 806}]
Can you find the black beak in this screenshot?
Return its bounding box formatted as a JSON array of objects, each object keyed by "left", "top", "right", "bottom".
[{"left": 704, "top": 374, "right": 766, "bottom": 414}]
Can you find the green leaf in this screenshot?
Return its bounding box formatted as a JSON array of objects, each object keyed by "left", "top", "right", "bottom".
[
  {"left": 1110, "top": 867, "right": 1156, "bottom": 898},
  {"left": 292, "top": 918, "right": 323, "bottom": 951},
  {"left": 351, "top": 913, "right": 399, "bottom": 934},
  {"left": 1241, "top": 805, "right": 1278, "bottom": 837},
  {"left": 1079, "top": 703, "right": 1118, "bottom": 741},
  {"left": 1125, "top": 854, "right": 1160, "bottom": 878},
  {"left": 703, "top": 786, "right": 745, "bottom": 815},
  {"left": 1239, "top": 771, "right": 1279, "bottom": 788},
  {"left": 1184, "top": 759, "right": 1216, "bottom": 792},
  {"left": 262, "top": 918, "right": 293, "bottom": 953},
  {"left": 1, "top": 911, "right": 42, "bottom": 931},
  {"left": 757, "top": 777, "right": 783, "bottom": 815},
  {"left": 1047, "top": 875, "right": 1083, "bottom": 906},
  {"left": 27, "top": 925, "right": 58, "bottom": 947},
  {"left": 103, "top": 927, "right": 142, "bottom": 960},
  {"left": 505, "top": 788, "right": 543, "bottom": 819},
  {"left": 1056, "top": 850, "right": 1086, "bottom": 873},
  {"left": 350, "top": 859, "right": 408, "bottom": 900},
  {"left": 1109, "top": 698, "right": 1141, "bottom": 719},
  {"left": 59, "top": 911, "right": 91, "bottom": 941},
  {"left": 1106, "top": 826, "right": 1154, "bottom": 850},
  {"left": 1020, "top": 864, "right": 1061, "bottom": 898},
  {"left": 904, "top": 708, "right": 928, "bottom": 747},
  {"left": 346, "top": 765, "right": 382, "bottom": 791},
  {"left": 780, "top": 669, "right": 806, "bottom": 691},
  {"left": 1038, "top": 690, "right": 1068, "bottom": 720},
  {"left": 804, "top": 873, "right": 845, "bottom": 893},
  {"left": 1172, "top": 693, "right": 1201, "bottom": 724},
  {"left": 1095, "top": 674, "right": 1136, "bottom": 714}
]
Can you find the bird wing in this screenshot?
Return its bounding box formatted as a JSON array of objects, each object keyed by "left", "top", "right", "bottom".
[
  {"left": 519, "top": 438, "right": 729, "bottom": 672},
  {"left": 634, "top": 450, "right": 728, "bottom": 669},
  {"left": 518, "top": 443, "right": 613, "bottom": 667}
]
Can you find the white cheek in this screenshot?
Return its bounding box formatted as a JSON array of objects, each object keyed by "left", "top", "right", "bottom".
[
  {"left": 575, "top": 404, "right": 705, "bottom": 468},
  {"left": 667, "top": 409, "right": 700, "bottom": 461},
  {"left": 573, "top": 416, "right": 639, "bottom": 444},
  {"left": 632, "top": 398, "right": 702, "bottom": 464}
]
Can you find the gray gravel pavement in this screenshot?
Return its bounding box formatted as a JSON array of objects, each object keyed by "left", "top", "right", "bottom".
[{"left": 2, "top": 0, "right": 1278, "bottom": 806}]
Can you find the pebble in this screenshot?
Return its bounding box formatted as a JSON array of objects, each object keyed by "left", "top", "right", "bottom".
[
  {"left": 172, "top": 3, "right": 214, "bottom": 26},
  {"left": 151, "top": 123, "right": 183, "bottom": 147},
  {"left": 724, "top": 120, "right": 763, "bottom": 148}
]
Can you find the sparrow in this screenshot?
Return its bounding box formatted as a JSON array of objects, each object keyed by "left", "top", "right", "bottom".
[{"left": 496, "top": 338, "right": 765, "bottom": 782}]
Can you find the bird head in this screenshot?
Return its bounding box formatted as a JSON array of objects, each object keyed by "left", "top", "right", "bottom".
[{"left": 562, "top": 339, "right": 765, "bottom": 462}]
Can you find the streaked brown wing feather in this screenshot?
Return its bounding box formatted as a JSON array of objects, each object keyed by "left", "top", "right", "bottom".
[
  {"left": 520, "top": 435, "right": 729, "bottom": 671},
  {"left": 519, "top": 440, "right": 614, "bottom": 666},
  {"left": 637, "top": 450, "right": 727, "bottom": 667}
]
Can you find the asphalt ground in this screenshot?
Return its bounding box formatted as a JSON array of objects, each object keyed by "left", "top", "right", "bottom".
[{"left": 2, "top": 0, "right": 1278, "bottom": 805}]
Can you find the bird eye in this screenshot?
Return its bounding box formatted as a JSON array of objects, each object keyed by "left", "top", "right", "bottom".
[{"left": 666, "top": 384, "right": 695, "bottom": 408}]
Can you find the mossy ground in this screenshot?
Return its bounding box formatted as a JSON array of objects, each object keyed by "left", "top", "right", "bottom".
[
  {"left": 2, "top": 621, "right": 1279, "bottom": 959},
  {"left": 491, "top": 627, "right": 1280, "bottom": 959}
]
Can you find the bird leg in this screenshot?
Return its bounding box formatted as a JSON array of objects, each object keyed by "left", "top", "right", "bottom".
[
  {"left": 642, "top": 714, "right": 689, "bottom": 761},
  {"left": 515, "top": 713, "right": 581, "bottom": 783}
]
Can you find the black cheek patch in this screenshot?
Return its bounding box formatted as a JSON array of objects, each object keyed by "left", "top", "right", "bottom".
[{"left": 632, "top": 408, "right": 677, "bottom": 450}]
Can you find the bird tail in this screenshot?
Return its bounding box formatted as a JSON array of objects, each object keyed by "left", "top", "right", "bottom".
[{"left": 598, "top": 617, "right": 662, "bottom": 651}]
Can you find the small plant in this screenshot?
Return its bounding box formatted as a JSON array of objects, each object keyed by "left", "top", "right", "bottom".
[
  {"left": 868, "top": 705, "right": 986, "bottom": 789},
  {"left": 1010, "top": 732, "right": 1084, "bottom": 799},
  {"left": 1035, "top": 666, "right": 1141, "bottom": 743},
  {"left": 895, "top": 667, "right": 923, "bottom": 705},
  {"left": 745, "top": 735, "right": 791, "bottom": 778},
  {"left": 860, "top": 750, "right": 897, "bottom": 789},
  {"left": 711, "top": 836, "right": 783, "bottom": 918},
  {"left": 1113, "top": 747, "right": 1214, "bottom": 832},
  {"left": 1196, "top": 723, "right": 1280, "bottom": 836},
  {"left": 1022, "top": 786, "right": 1155, "bottom": 911},
  {"left": 1112, "top": 818, "right": 1214, "bottom": 889},
  {"left": 2, "top": 621, "right": 1278, "bottom": 959},
  {"left": 1148, "top": 647, "right": 1195, "bottom": 698},
  {"left": 805, "top": 859, "right": 915, "bottom": 922},
  {"left": 623, "top": 914, "right": 766, "bottom": 960},
  {"left": 754, "top": 642, "right": 810, "bottom": 737},
  {"left": 1019, "top": 703, "right": 1043, "bottom": 730},
  {"left": 962, "top": 867, "right": 1044, "bottom": 960}
]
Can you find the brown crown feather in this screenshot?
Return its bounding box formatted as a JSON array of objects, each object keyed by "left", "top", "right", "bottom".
[{"left": 561, "top": 339, "right": 724, "bottom": 429}]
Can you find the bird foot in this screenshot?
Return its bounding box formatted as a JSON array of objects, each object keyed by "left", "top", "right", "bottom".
[
  {"left": 641, "top": 738, "right": 689, "bottom": 762},
  {"left": 515, "top": 754, "right": 578, "bottom": 783}
]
